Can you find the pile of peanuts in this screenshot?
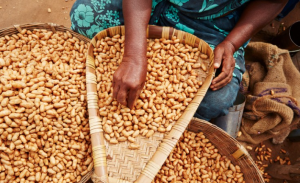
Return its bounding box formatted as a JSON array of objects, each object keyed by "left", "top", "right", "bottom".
[
  {"left": 0, "top": 29, "right": 92, "bottom": 182},
  {"left": 153, "top": 131, "right": 245, "bottom": 183},
  {"left": 252, "top": 144, "right": 272, "bottom": 182},
  {"left": 250, "top": 143, "right": 291, "bottom": 182},
  {"left": 93, "top": 35, "right": 209, "bottom": 147}
]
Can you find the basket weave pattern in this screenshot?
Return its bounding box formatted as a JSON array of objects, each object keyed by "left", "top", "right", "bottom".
[{"left": 105, "top": 133, "right": 164, "bottom": 181}]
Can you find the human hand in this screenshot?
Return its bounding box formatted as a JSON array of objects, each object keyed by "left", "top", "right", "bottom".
[
  {"left": 112, "top": 55, "right": 147, "bottom": 109},
  {"left": 210, "top": 40, "right": 236, "bottom": 91}
]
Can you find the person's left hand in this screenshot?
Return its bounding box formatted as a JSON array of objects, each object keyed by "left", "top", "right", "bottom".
[{"left": 210, "top": 40, "right": 236, "bottom": 91}]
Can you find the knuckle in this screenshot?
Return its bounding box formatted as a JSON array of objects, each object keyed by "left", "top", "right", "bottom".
[
  {"left": 113, "top": 74, "right": 120, "bottom": 82},
  {"left": 127, "top": 82, "right": 140, "bottom": 90},
  {"left": 117, "top": 94, "right": 126, "bottom": 102},
  {"left": 222, "top": 70, "right": 229, "bottom": 76},
  {"left": 113, "top": 88, "right": 118, "bottom": 95},
  {"left": 214, "top": 46, "right": 222, "bottom": 52}
]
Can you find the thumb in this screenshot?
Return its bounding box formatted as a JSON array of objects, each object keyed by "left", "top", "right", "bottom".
[{"left": 213, "top": 46, "right": 224, "bottom": 69}]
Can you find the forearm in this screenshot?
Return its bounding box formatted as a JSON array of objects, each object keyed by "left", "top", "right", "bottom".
[
  {"left": 225, "top": 0, "right": 288, "bottom": 51},
  {"left": 123, "top": 0, "right": 152, "bottom": 56}
]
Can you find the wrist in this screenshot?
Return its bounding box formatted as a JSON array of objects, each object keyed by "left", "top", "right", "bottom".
[
  {"left": 124, "top": 38, "right": 147, "bottom": 58},
  {"left": 222, "top": 39, "right": 237, "bottom": 52}
]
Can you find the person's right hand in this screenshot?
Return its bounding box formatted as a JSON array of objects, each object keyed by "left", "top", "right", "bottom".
[
  {"left": 112, "top": 54, "right": 147, "bottom": 109},
  {"left": 117, "top": 0, "right": 151, "bottom": 108}
]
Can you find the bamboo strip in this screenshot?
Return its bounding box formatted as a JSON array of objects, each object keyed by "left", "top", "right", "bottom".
[{"left": 86, "top": 41, "right": 109, "bottom": 182}]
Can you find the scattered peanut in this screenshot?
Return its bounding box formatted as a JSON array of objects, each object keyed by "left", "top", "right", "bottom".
[
  {"left": 246, "top": 146, "right": 253, "bottom": 151},
  {"left": 252, "top": 143, "right": 291, "bottom": 182},
  {"left": 237, "top": 131, "right": 242, "bottom": 137}
]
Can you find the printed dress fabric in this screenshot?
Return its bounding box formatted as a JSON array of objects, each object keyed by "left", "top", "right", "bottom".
[{"left": 70, "top": 0, "right": 250, "bottom": 121}]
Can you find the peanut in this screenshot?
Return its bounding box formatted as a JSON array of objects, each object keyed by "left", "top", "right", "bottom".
[
  {"left": 152, "top": 130, "right": 245, "bottom": 183},
  {"left": 93, "top": 35, "right": 210, "bottom": 148},
  {"left": 0, "top": 29, "right": 92, "bottom": 182}
]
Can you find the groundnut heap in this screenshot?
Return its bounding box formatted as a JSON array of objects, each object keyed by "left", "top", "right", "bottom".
[
  {"left": 153, "top": 131, "right": 246, "bottom": 183},
  {"left": 93, "top": 35, "right": 209, "bottom": 148},
  {"left": 0, "top": 29, "right": 92, "bottom": 182}
]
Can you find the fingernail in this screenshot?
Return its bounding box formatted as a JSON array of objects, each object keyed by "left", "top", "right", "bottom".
[{"left": 214, "top": 63, "right": 220, "bottom": 68}]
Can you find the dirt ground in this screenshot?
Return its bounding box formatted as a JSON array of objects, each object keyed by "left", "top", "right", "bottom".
[
  {"left": 0, "top": 1, "right": 300, "bottom": 183},
  {"left": 0, "top": 0, "right": 73, "bottom": 29}
]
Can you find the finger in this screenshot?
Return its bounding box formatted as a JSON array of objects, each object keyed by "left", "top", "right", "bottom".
[
  {"left": 212, "top": 55, "right": 232, "bottom": 85},
  {"left": 112, "top": 72, "right": 119, "bottom": 99},
  {"left": 213, "top": 47, "right": 224, "bottom": 69},
  {"left": 117, "top": 85, "right": 129, "bottom": 106},
  {"left": 211, "top": 72, "right": 227, "bottom": 88},
  {"left": 221, "top": 55, "right": 233, "bottom": 74},
  {"left": 127, "top": 88, "right": 139, "bottom": 109},
  {"left": 112, "top": 80, "right": 115, "bottom": 89},
  {"left": 113, "top": 83, "right": 120, "bottom": 100},
  {"left": 211, "top": 67, "right": 234, "bottom": 90},
  {"left": 211, "top": 74, "right": 231, "bottom": 90}
]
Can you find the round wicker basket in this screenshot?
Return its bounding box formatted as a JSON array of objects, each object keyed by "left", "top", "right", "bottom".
[
  {"left": 188, "top": 118, "right": 265, "bottom": 183},
  {"left": 85, "top": 25, "right": 215, "bottom": 183}
]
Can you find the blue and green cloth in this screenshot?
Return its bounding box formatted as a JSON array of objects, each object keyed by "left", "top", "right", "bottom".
[{"left": 70, "top": 0, "right": 250, "bottom": 121}]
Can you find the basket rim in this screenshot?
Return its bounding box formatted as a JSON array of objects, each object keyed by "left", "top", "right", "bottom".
[
  {"left": 188, "top": 117, "right": 265, "bottom": 182},
  {"left": 0, "top": 22, "right": 90, "bottom": 43}
]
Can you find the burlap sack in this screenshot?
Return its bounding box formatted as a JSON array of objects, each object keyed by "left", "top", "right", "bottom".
[
  {"left": 239, "top": 69, "right": 250, "bottom": 95},
  {"left": 237, "top": 42, "right": 300, "bottom": 145}
]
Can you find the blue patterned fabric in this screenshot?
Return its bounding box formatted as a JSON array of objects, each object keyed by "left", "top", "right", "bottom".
[
  {"left": 70, "top": 0, "right": 249, "bottom": 120},
  {"left": 70, "top": 0, "right": 250, "bottom": 38}
]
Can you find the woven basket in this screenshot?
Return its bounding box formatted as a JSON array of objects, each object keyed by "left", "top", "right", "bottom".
[
  {"left": 188, "top": 118, "right": 264, "bottom": 182},
  {"left": 85, "top": 25, "right": 215, "bottom": 183},
  {"left": 0, "top": 23, "right": 90, "bottom": 43},
  {"left": 0, "top": 23, "right": 91, "bottom": 183}
]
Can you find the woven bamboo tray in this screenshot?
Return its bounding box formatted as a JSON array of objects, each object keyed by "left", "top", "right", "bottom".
[
  {"left": 188, "top": 118, "right": 264, "bottom": 182},
  {"left": 0, "top": 23, "right": 91, "bottom": 183},
  {"left": 85, "top": 25, "right": 215, "bottom": 183}
]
